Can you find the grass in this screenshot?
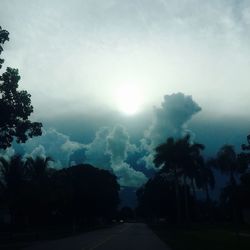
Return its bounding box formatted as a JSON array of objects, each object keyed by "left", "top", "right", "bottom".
[{"left": 151, "top": 224, "right": 250, "bottom": 250}]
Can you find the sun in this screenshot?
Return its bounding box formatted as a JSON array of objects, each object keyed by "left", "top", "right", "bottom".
[{"left": 114, "top": 84, "right": 143, "bottom": 115}]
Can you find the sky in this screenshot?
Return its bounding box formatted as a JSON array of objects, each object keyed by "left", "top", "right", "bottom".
[{"left": 1, "top": 0, "right": 250, "bottom": 202}]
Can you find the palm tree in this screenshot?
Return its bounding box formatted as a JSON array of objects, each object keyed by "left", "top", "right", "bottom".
[
  {"left": 25, "top": 156, "right": 53, "bottom": 182},
  {"left": 199, "top": 160, "right": 215, "bottom": 204},
  {"left": 179, "top": 136, "right": 205, "bottom": 222},
  {"left": 154, "top": 135, "right": 204, "bottom": 224},
  {"left": 24, "top": 156, "right": 54, "bottom": 224},
  {"left": 194, "top": 159, "right": 215, "bottom": 221},
  {"left": 216, "top": 145, "right": 247, "bottom": 185},
  {"left": 216, "top": 145, "right": 248, "bottom": 234},
  {"left": 154, "top": 137, "right": 182, "bottom": 224},
  {"left": 0, "top": 154, "right": 26, "bottom": 225}
]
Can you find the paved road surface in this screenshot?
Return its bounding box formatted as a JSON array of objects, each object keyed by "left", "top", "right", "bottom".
[{"left": 25, "top": 223, "right": 170, "bottom": 250}]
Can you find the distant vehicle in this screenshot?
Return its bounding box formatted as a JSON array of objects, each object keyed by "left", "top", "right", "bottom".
[{"left": 119, "top": 219, "right": 124, "bottom": 223}]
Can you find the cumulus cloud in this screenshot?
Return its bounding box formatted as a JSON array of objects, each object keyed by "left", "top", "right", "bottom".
[
  {"left": 22, "top": 128, "right": 84, "bottom": 169},
  {"left": 0, "top": 147, "right": 15, "bottom": 159},
  {"left": 113, "top": 162, "right": 147, "bottom": 188},
  {"left": 107, "top": 125, "right": 147, "bottom": 187},
  {"left": 16, "top": 125, "right": 147, "bottom": 187},
  {"left": 26, "top": 144, "right": 46, "bottom": 159},
  {"left": 140, "top": 93, "right": 201, "bottom": 168},
  {"left": 84, "top": 127, "right": 111, "bottom": 169},
  {"left": 107, "top": 125, "right": 130, "bottom": 164}
]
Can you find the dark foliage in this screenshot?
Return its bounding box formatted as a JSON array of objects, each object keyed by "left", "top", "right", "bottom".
[
  {"left": 0, "top": 26, "right": 42, "bottom": 149},
  {"left": 136, "top": 173, "right": 195, "bottom": 223},
  {"left": 51, "top": 164, "right": 120, "bottom": 226},
  {"left": 137, "top": 134, "right": 250, "bottom": 226},
  {"left": 0, "top": 157, "right": 120, "bottom": 229},
  {"left": 153, "top": 135, "right": 204, "bottom": 223}
]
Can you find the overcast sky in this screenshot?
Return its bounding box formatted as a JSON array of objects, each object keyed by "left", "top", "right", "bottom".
[
  {"left": 1, "top": 0, "right": 250, "bottom": 117},
  {"left": 1, "top": 0, "right": 250, "bottom": 192}
]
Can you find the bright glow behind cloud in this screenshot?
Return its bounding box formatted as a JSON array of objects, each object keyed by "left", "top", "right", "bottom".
[
  {"left": 1, "top": 0, "right": 250, "bottom": 118},
  {"left": 114, "top": 84, "right": 144, "bottom": 115}
]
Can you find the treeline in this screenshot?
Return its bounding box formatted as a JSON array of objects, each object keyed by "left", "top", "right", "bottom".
[
  {"left": 136, "top": 134, "right": 250, "bottom": 225},
  {"left": 0, "top": 156, "right": 120, "bottom": 230}
]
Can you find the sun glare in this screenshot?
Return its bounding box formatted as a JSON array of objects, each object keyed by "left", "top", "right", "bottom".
[{"left": 114, "top": 84, "right": 143, "bottom": 115}]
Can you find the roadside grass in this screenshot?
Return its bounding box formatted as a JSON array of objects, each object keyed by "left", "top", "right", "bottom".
[{"left": 151, "top": 224, "right": 250, "bottom": 250}]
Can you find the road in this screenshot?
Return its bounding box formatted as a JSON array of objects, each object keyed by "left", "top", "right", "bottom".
[{"left": 25, "top": 223, "right": 170, "bottom": 250}]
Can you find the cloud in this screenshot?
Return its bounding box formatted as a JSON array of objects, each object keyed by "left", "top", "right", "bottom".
[
  {"left": 107, "top": 125, "right": 147, "bottom": 187},
  {"left": 18, "top": 125, "right": 147, "bottom": 187},
  {"left": 140, "top": 93, "right": 201, "bottom": 168},
  {"left": 107, "top": 125, "right": 130, "bottom": 164},
  {"left": 147, "top": 92, "right": 201, "bottom": 145},
  {"left": 84, "top": 127, "right": 111, "bottom": 169},
  {"left": 26, "top": 144, "right": 46, "bottom": 159},
  {"left": 1, "top": 0, "right": 250, "bottom": 118},
  {"left": 113, "top": 162, "right": 147, "bottom": 188},
  {"left": 0, "top": 147, "right": 15, "bottom": 159},
  {"left": 22, "top": 128, "right": 84, "bottom": 169}
]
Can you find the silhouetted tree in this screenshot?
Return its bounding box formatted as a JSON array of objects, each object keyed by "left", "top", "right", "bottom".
[
  {"left": 24, "top": 156, "right": 54, "bottom": 225},
  {"left": 241, "top": 134, "right": 250, "bottom": 151},
  {"left": 238, "top": 173, "right": 250, "bottom": 211},
  {"left": 216, "top": 145, "right": 248, "bottom": 232},
  {"left": 136, "top": 174, "right": 176, "bottom": 221},
  {"left": 199, "top": 160, "right": 215, "bottom": 204},
  {"left": 195, "top": 159, "right": 215, "bottom": 221},
  {"left": 154, "top": 137, "right": 182, "bottom": 223},
  {"left": 178, "top": 135, "right": 205, "bottom": 223},
  {"left": 0, "top": 26, "right": 42, "bottom": 149},
  {"left": 25, "top": 156, "right": 53, "bottom": 181},
  {"left": 0, "top": 155, "right": 27, "bottom": 226},
  {"left": 0, "top": 26, "right": 9, "bottom": 69},
  {"left": 154, "top": 135, "right": 204, "bottom": 224},
  {"left": 51, "top": 164, "right": 120, "bottom": 228}
]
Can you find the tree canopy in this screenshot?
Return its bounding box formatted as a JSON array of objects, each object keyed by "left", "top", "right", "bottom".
[{"left": 0, "top": 26, "right": 42, "bottom": 149}]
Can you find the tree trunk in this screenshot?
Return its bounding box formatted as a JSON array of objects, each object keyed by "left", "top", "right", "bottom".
[
  {"left": 205, "top": 183, "right": 213, "bottom": 222},
  {"left": 230, "top": 172, "right": 240, "bottom": 239},
  {"left": 191, "top": 179, "right": 197, "bottom": 202},
  {"left": 174, "top": 167, "right": 181, "bottom": 225},
  {"left": 191, "top": 179, "right": 198, "bottom": 220},
  {"left": 205, "top": 184, "right": 210, "bottom": 204},
  {"left": 184, "top": 177, "right": 190, "bottom": 225}
]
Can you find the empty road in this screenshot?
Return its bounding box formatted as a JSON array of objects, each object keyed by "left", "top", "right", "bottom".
[{"left": 25, "top": 223, "right": 170, "bottom": 250}]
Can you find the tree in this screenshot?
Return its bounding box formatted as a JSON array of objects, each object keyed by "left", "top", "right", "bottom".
[
  {"left": 51, "top": 164, "right": 120, "bottom": 227},
  {"left": 154, "top": 137, "right": 182, "bottom": 223},
  {"left": 238, "top": 173, "right": 250, "bottom": 211},
  {"left": 24, "top": 156, "right": 54, "bottom": 225},
  {"left": 153, "top": 135, "right": 204, "bottom": 223},
  {"left": 0, "top": 26, "right": 9, "bottom": 69},
  {"left": 0, "top": 26, "right": 42, "bottom": 149},
  {"left": 195, "top": 159, "right": 215, "bottom": 221},
  {"left": 216, "top": 145, "right": 248, "bottom": 233},
  {"left": 0, "top": 155, "right": 27, "bottom": 226},
  {"left": 241, "top": 134, "right": 250, "bottom": 167},
  {"left": 216, "top": 145, "right": 247, "bottom": 185},
  {"left": 136, "top": 174, "right": 177, "bottom": 221},
  {"left": 178, "top": 135, "right": 205, "bottom": 223},
  {"left": 25, "top": 156, "right": 53, "bottom": 182},
  {"left": 198, "top": 160, "right": 215, "bottom": 204},
  {"left": 241, "top": 134, "right": 250, "bottom": 151}
]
